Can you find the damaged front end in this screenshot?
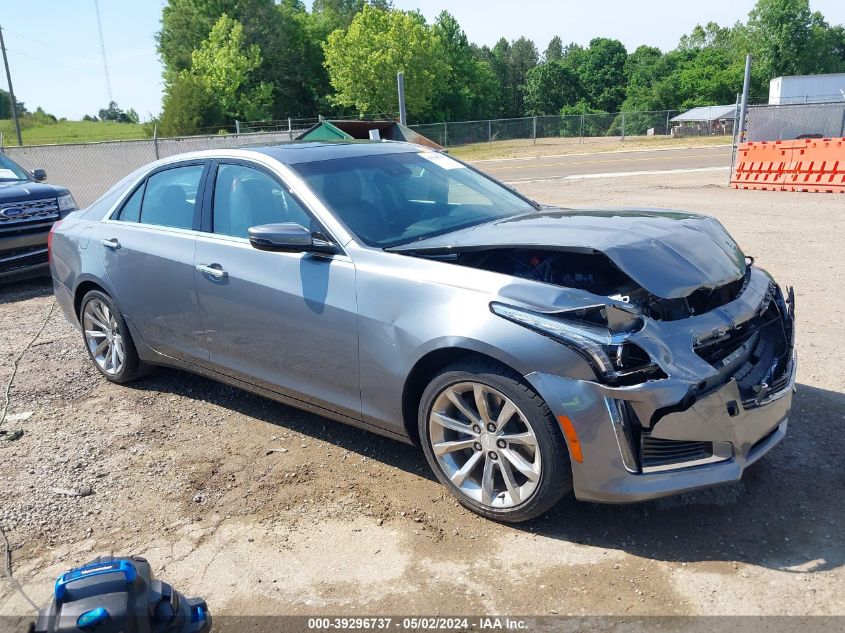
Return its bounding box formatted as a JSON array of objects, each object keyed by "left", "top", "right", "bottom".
[
  {"left": 520, "top": 265, "right": 796, "bottom": 502},
  {"left": 392, "top": 208, "right": 796, "bottom": 501}
]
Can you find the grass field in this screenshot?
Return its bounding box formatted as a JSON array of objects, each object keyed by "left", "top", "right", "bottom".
[
  {"left": 449, "top": 134, "right": 733, "bottom": 161},
  {"left": 0, "top": 119, "right": 147, "bottom": 146}
]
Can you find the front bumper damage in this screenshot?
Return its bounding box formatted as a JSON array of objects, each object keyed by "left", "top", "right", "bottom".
[{"left": 527, "top": 267, "right": 796, "bottom": 503}]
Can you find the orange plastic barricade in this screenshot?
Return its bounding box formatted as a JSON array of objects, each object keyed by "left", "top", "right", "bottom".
[
  {"left": 730, "top": 141, "right": 791, "bottom": 191},
  {"left": 783, "top": 138, "right": 845, "bottom": 193},
  {"left": 732, "top": 137, "right": 845, "bottom": 193}
]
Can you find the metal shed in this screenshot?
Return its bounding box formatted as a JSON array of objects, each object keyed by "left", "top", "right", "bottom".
[{"left": 670, "top": 105, "right": 737, "bottom": 137}]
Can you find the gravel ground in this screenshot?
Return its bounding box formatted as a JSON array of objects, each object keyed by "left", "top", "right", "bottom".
[{"left": 0, "top": 170, "right": 843, "bottom": 622}]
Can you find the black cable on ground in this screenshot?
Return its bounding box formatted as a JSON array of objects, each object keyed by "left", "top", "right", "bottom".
[{"left": 0, "top": 299, "right": 56, "bottom": 612}]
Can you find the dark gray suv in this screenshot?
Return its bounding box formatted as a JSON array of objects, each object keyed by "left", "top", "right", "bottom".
[{"left": 0, "top": 152, "right": 77, "bottom": 282}]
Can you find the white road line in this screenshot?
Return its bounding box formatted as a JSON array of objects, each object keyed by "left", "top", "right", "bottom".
[
  {"left": 471, "top": 144, "right": 732, "bottom": 164},
  {"left": 506, "top": 166, "right": 730, "bottom": 185}
]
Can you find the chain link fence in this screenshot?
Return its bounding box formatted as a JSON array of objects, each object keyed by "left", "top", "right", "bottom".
[
  {"left": 5, "top": 102, "right": 839, "bottom": 209},
  {"left": 1, "top": 129, "right": 310, "bottom": 208},
  {"left": 410, "top": 110, "right": 681, "bottom": 148},
  {"left": 744, "top": 102, "right": 845, "bottom": 142}
]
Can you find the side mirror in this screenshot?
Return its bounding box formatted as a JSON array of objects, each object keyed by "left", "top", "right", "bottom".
[
  {"left": 248, "top": 223, "right": 339, "bottom": 255},
  {"left": 32, "top": 169, "right": 47, "bottom": 182}
]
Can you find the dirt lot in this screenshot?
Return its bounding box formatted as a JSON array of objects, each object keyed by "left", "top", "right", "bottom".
[
  {"left": 1, "top": 170, "right": 843, "bottom": 622},
  {"left": 449, "top": 135, "right": 730, "bottom": 161}
]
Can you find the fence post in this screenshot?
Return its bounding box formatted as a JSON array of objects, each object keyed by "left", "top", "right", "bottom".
[
  {"left": 0, "top": 131, "right": 3, "bottom": 150},
  {"left": 444, "top": 121, "right": 448, "bottom": 148},
  {"left": 729, "top": 94, "right": 740, "bottom": 186},
  {"left": 152, "top": 124, "right": 159, "bottom": 160},
  {"left": 621, "top": 112, "right": 626, "bottom": 140},
  {"left": 288, "top": 117, "right": 293, "bottom": 142},
  {"left": 532, "top": 115, "right": 537, "bottom": 144},
  {"left": 235, "top": 120, "right": 241, "bottom": 135},
  {"left": 579, "top": 114, "right": 584, "bottom": 144},
  {"left": 488, "top": 119, "right": 492, "bottom": 142},
  {"left": 665, "top": 110, "right": 670, "bottom": 135}
]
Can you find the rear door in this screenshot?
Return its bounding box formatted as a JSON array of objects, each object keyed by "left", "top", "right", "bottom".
[
  {"left": 99, "top": 160, "right": 210, "bottom": 363},
  {"left": 193, "top": 160, "right": 361, "bottom": 419}
]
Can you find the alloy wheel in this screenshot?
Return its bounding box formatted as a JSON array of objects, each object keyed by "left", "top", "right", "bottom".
[
  {"left": 428, "top": 381, "right": 541, "bottom": 508},
  {"left": 82, "top": 298, "right": 125, "bottom": 376}
]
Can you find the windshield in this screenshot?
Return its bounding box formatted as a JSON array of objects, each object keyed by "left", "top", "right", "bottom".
[
  {"left": 292, "top": 150, "right": 535, "bottom": 247},
  {"left": 0, "top": 154, "right": 30, "bottom": 182}
]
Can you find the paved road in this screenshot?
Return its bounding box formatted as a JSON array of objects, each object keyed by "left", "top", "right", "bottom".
[{"left": 472, "top": 144, "right": 733, "bottom": 183}]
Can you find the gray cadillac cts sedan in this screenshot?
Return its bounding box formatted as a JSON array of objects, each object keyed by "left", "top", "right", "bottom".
[{"left": 50, "top": 141, "right": 796, "bottom": 522}]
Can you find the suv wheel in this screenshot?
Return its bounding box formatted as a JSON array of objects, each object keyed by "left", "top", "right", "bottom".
[{"left": 419, "top": 359, "right": 572, "bottom": 522}]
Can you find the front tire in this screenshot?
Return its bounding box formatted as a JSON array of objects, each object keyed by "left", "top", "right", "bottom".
[
  {"left": 419, "top": 359, "right": 572, "bottom": 522},
  {"left": 80, "top": 290, "right": 149, "bottom": 384}
]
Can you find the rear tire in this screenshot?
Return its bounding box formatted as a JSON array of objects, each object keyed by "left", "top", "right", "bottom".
[
  {"left": 80, "top": 290, "right": 150, "bottom": 384},
  {"left": 419, "top": 359, "right": 572, "bottom": 522}
]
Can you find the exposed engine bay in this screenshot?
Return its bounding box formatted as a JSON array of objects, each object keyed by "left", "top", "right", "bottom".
[{"left": 453, "top": 248, "right": 748, "bottom": 321}]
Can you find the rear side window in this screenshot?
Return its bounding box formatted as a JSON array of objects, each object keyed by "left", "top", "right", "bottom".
[
  {"left": 116, "top": 182, "right": 145, "bottom": 222},
  {"left": 139, "top": 165, "right": 204, "bottom": 229}
]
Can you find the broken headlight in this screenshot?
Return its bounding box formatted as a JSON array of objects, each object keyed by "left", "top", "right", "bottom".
[{"left": 490, "top": 302, "right": 665, "bottom": 385}]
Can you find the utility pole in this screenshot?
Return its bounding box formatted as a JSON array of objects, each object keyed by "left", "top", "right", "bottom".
[
  {"left": 0, "top": 25, "right": 22, "bottom": 146},
  {"left": 396, "top": 72, "right": 407, "bottom": 126}
]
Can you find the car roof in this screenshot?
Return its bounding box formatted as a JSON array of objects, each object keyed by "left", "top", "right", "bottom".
[{"left": 250, "top": 140, "right": 424, "bottom": 165}]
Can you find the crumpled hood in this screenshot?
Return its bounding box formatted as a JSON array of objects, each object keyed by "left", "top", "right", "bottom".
[{"left": 388, "top": 208, "right": 747, "bottom": 299}]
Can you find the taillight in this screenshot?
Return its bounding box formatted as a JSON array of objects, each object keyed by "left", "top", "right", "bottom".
[{"left": 48, "top": 220, "right": 62, "bottom": 263}]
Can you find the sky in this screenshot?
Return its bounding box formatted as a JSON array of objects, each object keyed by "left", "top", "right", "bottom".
[{"left": 1, "top": 0, "right": 843, "bottom": 121}]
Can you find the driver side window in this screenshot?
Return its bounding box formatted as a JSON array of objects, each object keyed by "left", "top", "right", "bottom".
[{"left": 212, "top": 163, "right": 312, "bottom": 238}]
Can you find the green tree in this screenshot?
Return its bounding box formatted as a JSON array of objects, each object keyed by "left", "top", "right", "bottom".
[
  {"left": 576, "top": 38, "right": 628, "bottom": 112},
  {"left": 158, "top": 0, "right": 319, "bottom": 117},
  {"left": 98, "top": 101, "right": 138, "bottom": 123},
  {"left": 622, "top": 45, "right": 666, "bottom": 110},
  {"left": 0, "top": 89, "right": 25, "bottom": 119},
  {"left": 310, "top": 0, "right": 392, "bottom": 34},
  {"left": 523, "top": 61, "right": 581, "bottom": 114},
  {"left": 187, "top": 14, "right": 274, "bottom": 121},
  {"left": 746, "top": 0, "right": 837, "bottom": 79},
  {"left": 544, "top": 36, "right": 563, "bottom": 62},
  {"left": 507, "top": 37, "right": 539, "bottom": 117},
  {"left": 429, "top": 11, "right": 498, "bottom": 121},
  {"left": 489, "top": 37, "right": 538, "bottom": 117},
  {"left": 160, "top": 73, "right": 225, "bottom": 136},
  {"left": 322, "top": 6, "right": 447, "bottom": 118}
]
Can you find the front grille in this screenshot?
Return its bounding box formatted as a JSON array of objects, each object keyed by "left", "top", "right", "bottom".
[
  {"left": 0, "top": 198, "right": 60, "bottom": 225},
  {"left": 0, "top": 246, "right": 48, "bottom": 271},
  {"left": 693, "top": 283, "right": 792, "bottom": 407},
  {"left": 640, "top": 430, "right": 712, "bottom": 470}
]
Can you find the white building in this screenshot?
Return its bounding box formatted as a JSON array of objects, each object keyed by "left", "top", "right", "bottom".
[{"left": 769, "top": 73, "right": 845, "bottom": 105}]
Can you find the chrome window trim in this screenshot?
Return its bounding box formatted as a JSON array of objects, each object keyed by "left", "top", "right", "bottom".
[{"left": 100, "top": 150, "right": 352, "bottom": 254}]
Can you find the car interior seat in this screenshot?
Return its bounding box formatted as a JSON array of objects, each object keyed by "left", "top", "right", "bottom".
[
  {"left": 146, "top": 184, "right": 194, "bottom": 228},
  {"left": 321, "top": 170, "right": 383, "bottom": 243},
  {"left": 224, "top": 177, "right": 281, "bottom": 237}
]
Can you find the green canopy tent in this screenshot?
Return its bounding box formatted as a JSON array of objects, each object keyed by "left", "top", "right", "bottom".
[{"left": 296, "top": 120, "right": 443, "bottom": 150}]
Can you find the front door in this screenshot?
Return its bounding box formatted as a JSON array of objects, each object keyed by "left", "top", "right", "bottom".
[
  {"left": 99, "top": 161, "right": 208, "bottom": 363},
  {"left": 193, "top": 161, "right": 361, "bottom": 420}
]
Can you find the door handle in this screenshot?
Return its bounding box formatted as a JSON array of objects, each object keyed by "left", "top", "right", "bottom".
[
  {"left": 100, "top": 238, "right": 121, "bottom": 250},
  {"left": 196, "top": 264, "right": 228, "bottom": 280}
]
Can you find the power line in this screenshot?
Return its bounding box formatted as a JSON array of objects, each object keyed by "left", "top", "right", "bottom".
[
  {"left": 93, "top": 0, "right": 113, "bottom": 103},
  {"left": 2, "top": 47, "right": 93, "bottom": 72},
  {"left": 1, "top": 28, "right": 90, "bottom": 59}
]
